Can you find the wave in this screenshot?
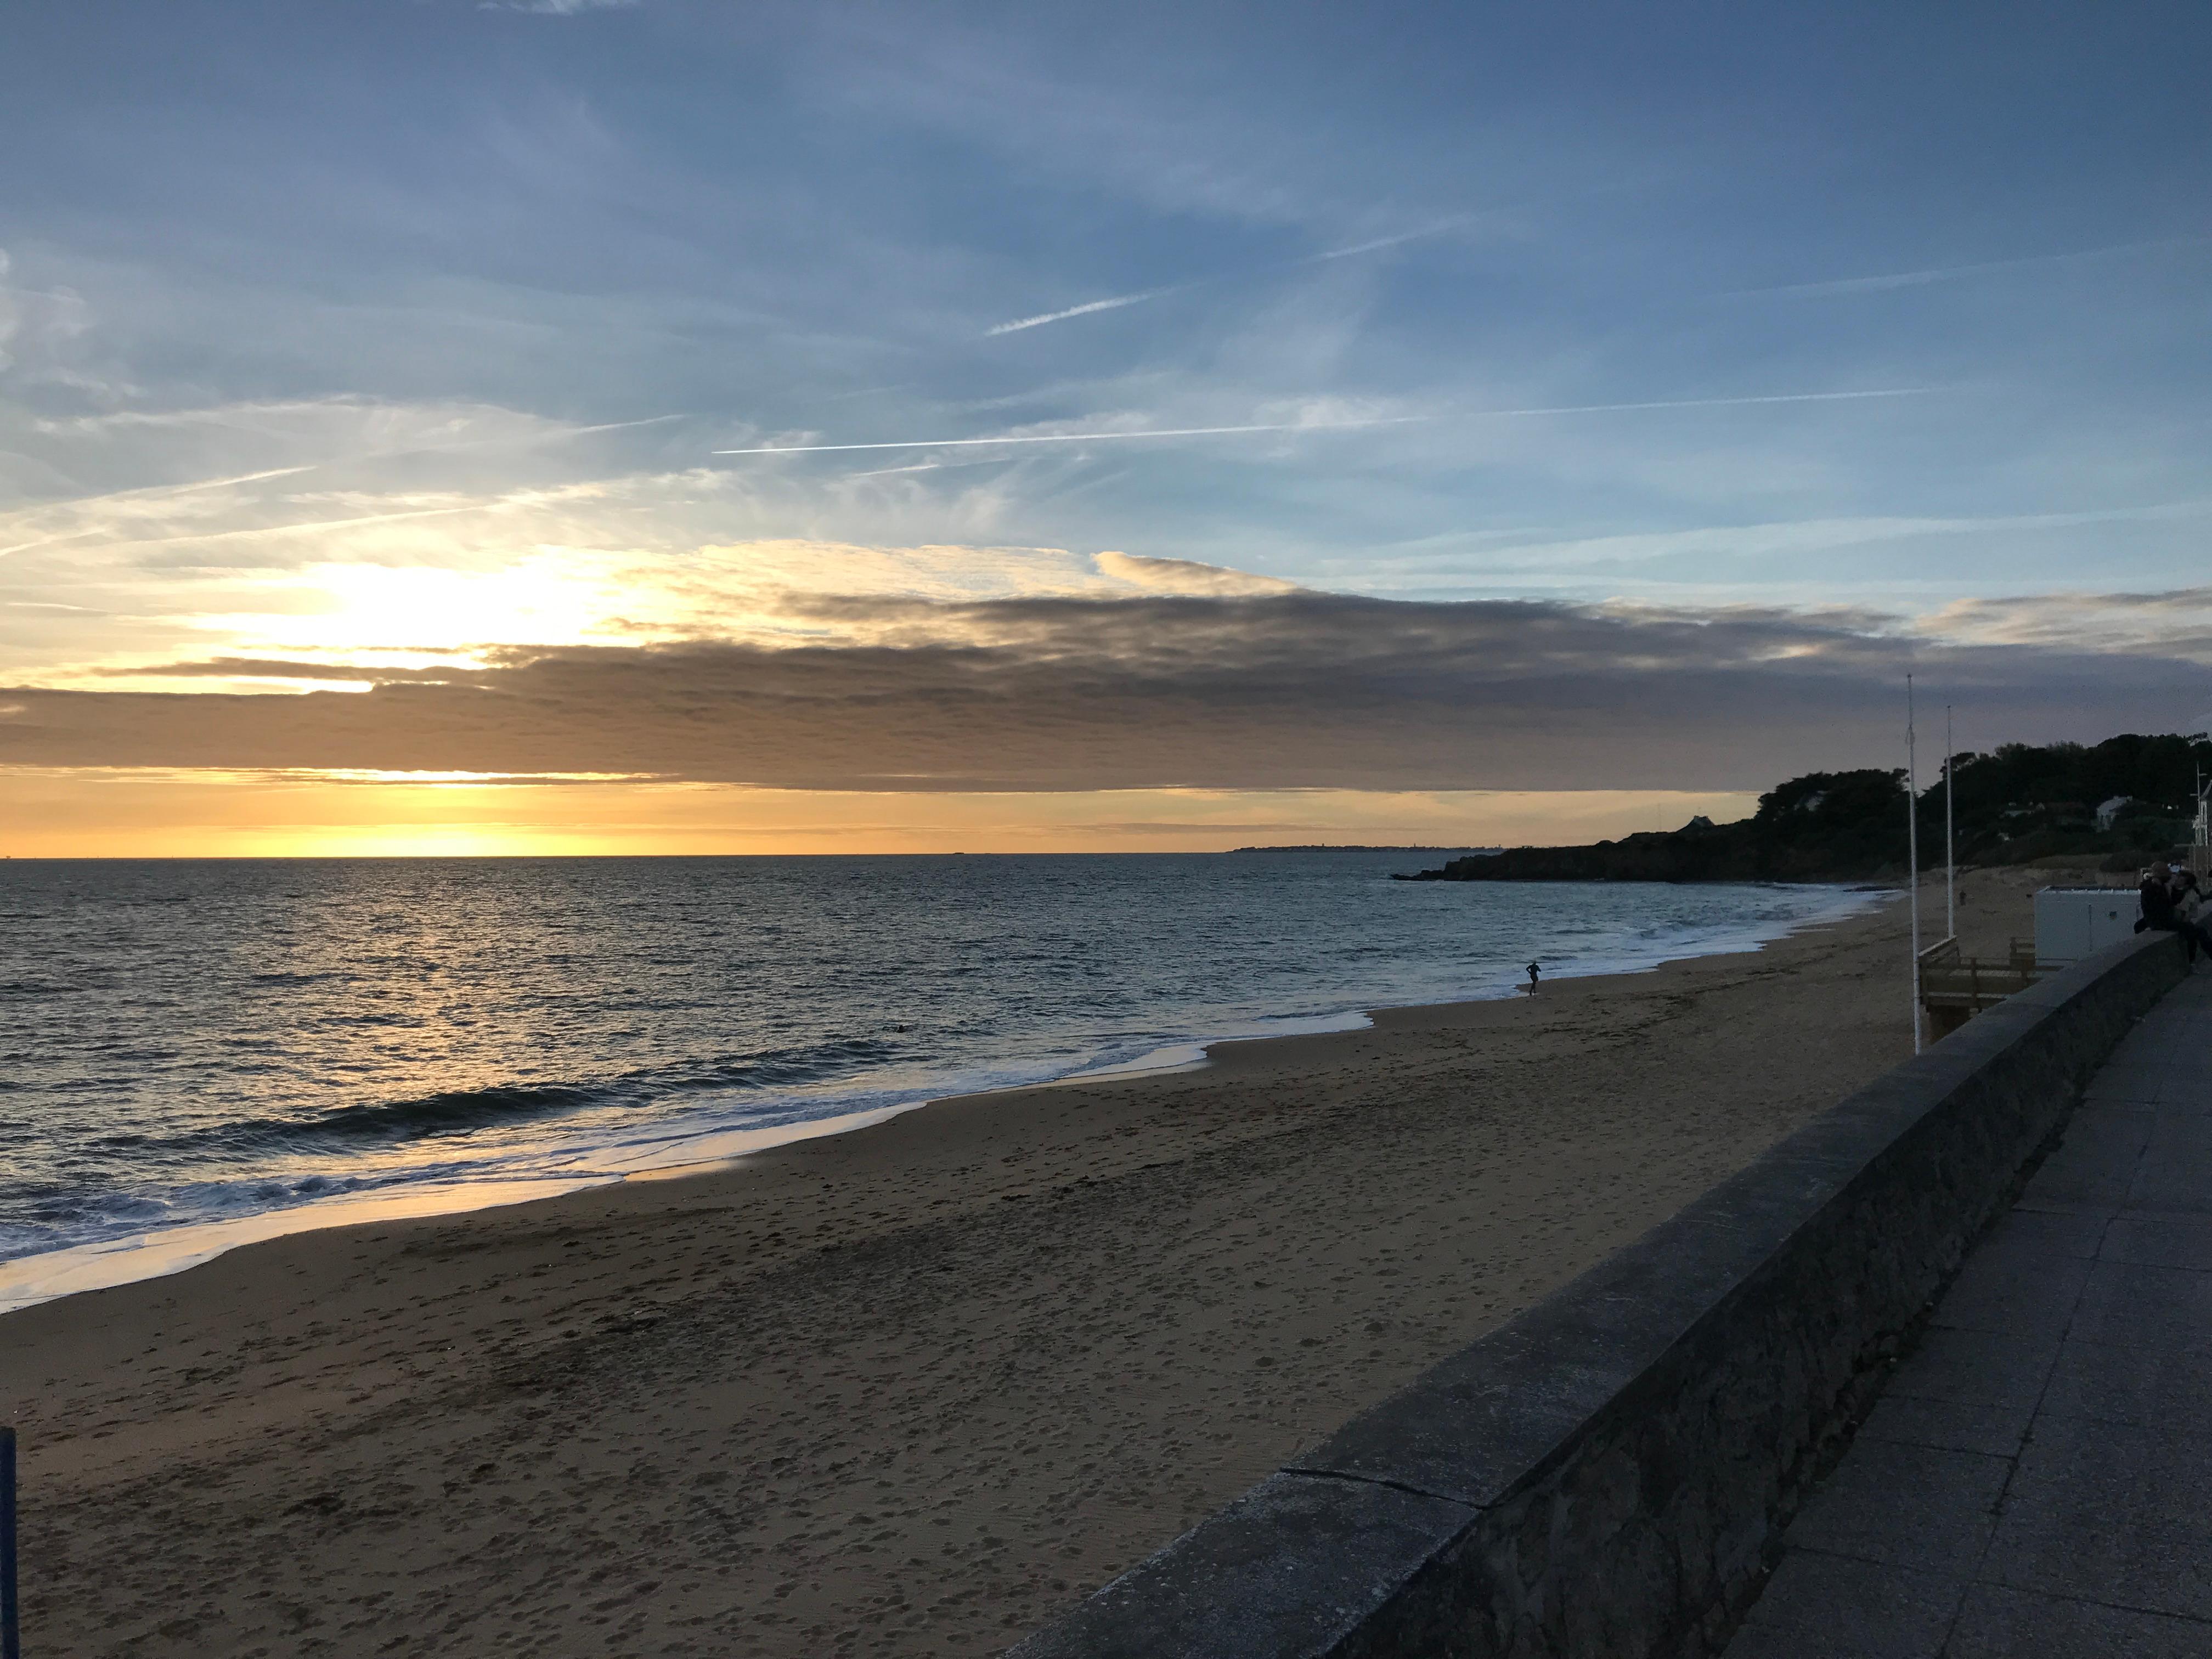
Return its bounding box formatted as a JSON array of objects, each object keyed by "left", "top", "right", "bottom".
[
  {"left": 94, "top": 1035, "right": 905, "bottom": 1158},
  {"left": 4, "top": 860, "right": 1887, "bottom": 1285}
]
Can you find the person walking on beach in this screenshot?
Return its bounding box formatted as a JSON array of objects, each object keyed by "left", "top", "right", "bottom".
[{"left": 1525, "top": 961, "right": 1541, "bottom": 996}]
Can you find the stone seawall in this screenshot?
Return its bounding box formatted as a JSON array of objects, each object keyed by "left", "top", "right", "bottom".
[{"left": 1009, "top": 930, "right": 2192, "bottom": 1659}]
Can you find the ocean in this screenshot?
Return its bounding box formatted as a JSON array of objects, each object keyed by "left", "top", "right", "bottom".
[{"left": 0, "top": 853, "right": 1879, "bottom": 1305}]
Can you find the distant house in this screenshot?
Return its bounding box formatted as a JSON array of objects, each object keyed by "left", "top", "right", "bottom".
[{"left": 2095, "top": 795, "right": 2132, "bottom": 831}]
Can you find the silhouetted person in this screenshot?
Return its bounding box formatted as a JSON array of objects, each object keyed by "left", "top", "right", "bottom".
[
  {"left": 1525, "top": 961, "right": 1541, "bottom": 996},
  {"left": 2139, "top": 861, "right": 2211, "bottom": 966}
]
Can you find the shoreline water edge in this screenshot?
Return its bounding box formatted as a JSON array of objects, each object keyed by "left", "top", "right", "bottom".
[
  {"left": 9, "top": 873, "right": 1997, "bottom": 1659},
  {"left": 1, "top": 877, "right": 1886, "bottom": 1316}
]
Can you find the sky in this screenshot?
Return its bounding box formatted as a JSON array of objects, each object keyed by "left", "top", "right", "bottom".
[{"left": 3, "top": 1, "right": 2209, "bottom": 854}]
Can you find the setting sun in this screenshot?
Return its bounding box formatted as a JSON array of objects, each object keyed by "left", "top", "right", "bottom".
[{"left": 8, "top": 9, "right": 2212, "bottom": 1659}]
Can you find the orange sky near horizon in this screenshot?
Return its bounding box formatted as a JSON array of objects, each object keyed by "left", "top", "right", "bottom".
[
  {"left": 0, "top": 768, "right": 1759, "bottom": 858},
  {"left": 8, "top": 8, "right": 2212, "bottom": 870}
]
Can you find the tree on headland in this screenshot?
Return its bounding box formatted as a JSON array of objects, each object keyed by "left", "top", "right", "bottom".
[{"left": 1401, "top": 732, "right": 2212, "bottom": 883}]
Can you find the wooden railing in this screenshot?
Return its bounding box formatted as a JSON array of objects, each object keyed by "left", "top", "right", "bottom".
[{"left": 1918, "top": 935, "right": 2044, "bottom": 1038}]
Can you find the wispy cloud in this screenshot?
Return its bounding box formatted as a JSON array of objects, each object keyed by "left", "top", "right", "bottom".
[
  {"left": 1735, "top": 234, "right": 2211, "bottom": 298},
  {"left": 0, "top": 402, "right": 687, "bottom": 566},
  {"left": 1367, "top": 499, "right": 2212, "bottom": 577},
  {"left": 1092, "top": 551, "right": 1299, "bottom": 597},
  {"left": 480, "top": 0, "right": 637, "bottom": 14},
  {"left": 1307, "top": 218, "right": 1471, "bottom": 262},
  {"left": 0, "top": 466, "right": 326, "bottom": 558},
  {"left": 982, "top": 215, "right": 1470, "bottom": 336},
  {"left": 984, "top": 290, "right": 1172, "bottom": 336},
  {"left": 1459, "top": 388, "right": 1934, "bottom": 419},
  {"left": 713, "top": 415, "right": 1427, "bottom": 456},
  {"left": 843, "top": 458, "right": 1013, "bottom": 479},
  {"left": 712, "top": 387, "right": 1929, "bottom": 458},
  {"left": 1913, "top": 585, "right": 2212, "bottom": 658}
]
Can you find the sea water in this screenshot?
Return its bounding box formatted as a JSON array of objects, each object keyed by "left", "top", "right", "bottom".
[{"left": 0, "top": 853, "right": 1880, "bottom": 1301}]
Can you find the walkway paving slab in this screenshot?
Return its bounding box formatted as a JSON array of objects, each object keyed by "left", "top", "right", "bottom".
[
  {"left": 2039, "top": 1338, "right": 2212, "bottom": 1430},
  {"left": 1854, "top": 1392, "right": 2032, "bottom": 1462},
  {"left": 1724, "top": 971, "right": 2212, "bottom": 1658},
  {"left": 1982, "top": 1414, "right": 2212, "bottom": 1619},
  {"left": 2067, "top": 1259, "right": 2212, "bottom": 1352},
  {"left": 1880, "top": 1324, "right": 2063, "bottom": 1419},
  {"left": 2100, "top": 1212, "right": 2212, "bottom": 1271},
  {"left": 1783, "top": 1438, "right": 2010, "bottom": 1580},
  {"left": 2017, "top": 1107, "right": 2151, "bottom": 1206},
  {"left": 1728, "top": 1555, "right": 1966, "bottom": 1659},
  {"left": 1926, "top": 1246, "right": 2094, "bottom": 1339},
  {"left": 1944, "top": 1587, "right": 2212, "bottom": 1659}
]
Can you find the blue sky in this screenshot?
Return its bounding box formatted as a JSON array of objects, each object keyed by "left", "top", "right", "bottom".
[{"left": 2, "top": 2, "right": 2208, "bottom": 848}]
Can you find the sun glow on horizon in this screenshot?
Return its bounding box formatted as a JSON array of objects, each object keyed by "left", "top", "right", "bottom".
[{"left": 0, "top": 767, "right": 1761, "bottom": 858}]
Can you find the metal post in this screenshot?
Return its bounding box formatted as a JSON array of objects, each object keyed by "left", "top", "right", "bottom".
[
  {"left": 1908, "top": 675, "right": 1922, "bottom": 1053},
  {"left": 1945, "top": 705, "right": 1956, "bottom": 940},
  {"left": 2, "top": 1425, "right": 18, "bottom": 1659}
]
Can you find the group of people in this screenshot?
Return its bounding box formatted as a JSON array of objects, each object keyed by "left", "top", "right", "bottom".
[{"left": 2138, "top": 859, "right": 2212, "bottom": 964}]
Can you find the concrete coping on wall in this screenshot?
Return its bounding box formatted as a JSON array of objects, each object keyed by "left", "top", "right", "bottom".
[{"left": 1009, "top": 929, "right": 2192, "bottom": 1659}]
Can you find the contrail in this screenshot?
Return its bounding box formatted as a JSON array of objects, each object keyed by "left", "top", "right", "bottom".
[
  {"left": 711, "top": 388, "right": 1932, "bottom": 458},
  {"left": 983, "top": 218, "right": 1470, "bottom": 335},
  {"left": 555, "top": 413, "right": 687, "bottom": 438},
  {"left": 844, "top": 456, "right": 1013, "bottom": 478},
  {"left": 714, "top": 417, "right": 1426, "bottom": 456},
  {"left": 360, "top": 411, "right": 686, "bottom": 457},
  {"left": 1308, "top": 218, "right": 1471, "bottom": 262},
  {"left": 985, "top": 291, "right": 1169, "bottom": 336},
  {"left": 1467, "top": 387, "right": 1933, "bottom": 417},
  {"left": 0, "top": 465, "right": 325, "bottom": 558},
  {"left": 1735, "top": 234, "right": 2210, "bottom": 298},
  {"left": 1, "top": 414, "right": 689, "bottom": 558}
]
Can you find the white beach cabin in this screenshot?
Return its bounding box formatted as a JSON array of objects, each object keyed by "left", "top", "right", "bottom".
[{"left": 2033, "top": 885, "right": 2140, "bottom": 968}]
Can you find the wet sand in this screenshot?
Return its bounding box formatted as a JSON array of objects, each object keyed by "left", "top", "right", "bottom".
[{"left": 2, "top": 870, "right": 2059, "bottom": 1658}]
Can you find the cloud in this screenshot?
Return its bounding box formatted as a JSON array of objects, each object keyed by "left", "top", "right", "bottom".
[
  {"left": 1460, "top": 389, "right": 1936, "bottom": 421},
  {"left": 980, "top": 217, "right": 1468, "bottom": 336},
  {"left": 984, "top": 290, "right": 1170, "bottom": 336},
  {"left": 0, "top": 255, "right": 95, "bottom": 380},
  {"left": 1092, "top": 551, "right": 1299, "bottom": 597},
  {"left": 1365, "top": 501, "right": 2212, "bottom": 583},
  {"left": 1307, "top": 219, "right": 1472, "bottom": 262},
  {"left": 0, "top": 382, "right": 2190, "bottom": 747},
  {"left": 482, "top": 0, "right": 638, "bottom": 13},
  {"left": 712, "top": 413, "right": 1427, "bottom": 456},
  {"left": 710, "top": 389, "right": 1928, "bottom": 459},
  {"left": 1734, "top": 234, "right": 2212, "bottom": 298},
  {"left": 1912, "top": 586, "right": 2212, "bottom": 661},
  {"left": 6, "top": 588, "right": 2204, "bottom": 794}
]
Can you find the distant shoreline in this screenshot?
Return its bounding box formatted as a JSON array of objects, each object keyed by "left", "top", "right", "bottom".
[{"left": 1224, "top": 843, "right": 1503, "bottom": 854}]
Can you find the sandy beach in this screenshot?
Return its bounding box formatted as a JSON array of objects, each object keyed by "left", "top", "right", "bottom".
[{"left": 2, "top": 871, "right": 2064, "bottom": 1657}]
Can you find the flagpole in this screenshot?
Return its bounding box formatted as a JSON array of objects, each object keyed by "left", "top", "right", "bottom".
[
  {"left": 1945, "top": 705, "right": 1956, "bottom": 940},
  {"left": 1908, "top": 675, "right": 1922, "bottom": 1053}
]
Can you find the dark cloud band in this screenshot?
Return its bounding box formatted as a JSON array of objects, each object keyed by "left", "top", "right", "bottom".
[{"left": 5, "top": 591, "right": 2205, "bottom": 792}]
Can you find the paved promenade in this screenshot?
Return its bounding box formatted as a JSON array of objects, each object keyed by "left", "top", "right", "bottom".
[{"left": 1728, "top": 969, "right": 2212, "bottom": 1657}]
